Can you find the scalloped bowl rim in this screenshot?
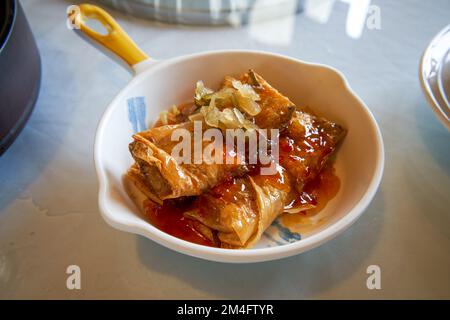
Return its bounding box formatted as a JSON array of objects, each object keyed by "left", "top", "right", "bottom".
[
  {"left": 419, "top": 24, "right": 450, "bottom": 131},
  {"left": 94, "top": 50, "right": 385, "bottom": 263}
]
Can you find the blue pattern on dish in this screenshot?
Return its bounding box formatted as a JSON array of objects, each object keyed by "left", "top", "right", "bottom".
[
  {"left": 127, "top": 97, "right": 147, "bottom": 133},
  {"left": 263, "top": 233, "right": 285, "bottom": 246},
  {"left": 262, "top": 219, "right": 302, "bottom": 247},
  {"left": 272, "top": 219, "right": 301, "bottom": 243}
]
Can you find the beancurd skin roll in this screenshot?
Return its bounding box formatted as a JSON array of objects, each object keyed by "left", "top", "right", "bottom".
[
  {"left": 185, "top": 165, "right": 290, "bottom": 248},
  {"left": 129, "top": 71, "right": 296, "bottom": 201},
  {"left": 182, "top": 111, "right": 346, "bottom": 247},
  {"left": 279, "top": 110, "right": 346, "bottom": 193},
  {"left": 129, "top": 122, "right": 248, "bottom": 201},
  {"left": 222, "top": 70, "right": 295, "bottom": 131}
]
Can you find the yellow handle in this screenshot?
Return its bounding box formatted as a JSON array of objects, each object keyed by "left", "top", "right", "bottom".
[{"left": 70, "top": 4, "right": 149, "bottom": 67}]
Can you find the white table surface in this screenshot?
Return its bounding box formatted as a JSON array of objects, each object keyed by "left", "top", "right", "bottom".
[{"left": 0, "top": 0, "right": 449, "bottom": 299}]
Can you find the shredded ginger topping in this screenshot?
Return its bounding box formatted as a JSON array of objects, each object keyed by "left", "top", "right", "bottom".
[{"left": 192, "top": 78, "right": 261, "bottom": 130}]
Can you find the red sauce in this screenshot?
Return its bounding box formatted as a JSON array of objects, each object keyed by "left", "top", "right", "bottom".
[
  {"left": 281, "top": 165, "right": 340, "bottom": 229},
  {"left": 144, "top": 200, "right": 215, "bottom": 247},
  {"left": 302, "top": 165, "right": 340, "bottom": 214},
  {"left": 209, "top": 176, "right": 251, "bottom": 202}
]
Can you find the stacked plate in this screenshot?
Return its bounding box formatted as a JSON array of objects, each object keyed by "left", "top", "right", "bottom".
[
  {"left": 97, "top": 0, "right": 303, "bottom": 26},
  {"left": 420, "top": 25, "right": 450, "bottom": 131}
]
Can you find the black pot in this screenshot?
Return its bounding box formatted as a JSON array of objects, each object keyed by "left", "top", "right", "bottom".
[{"left": 0, "top": 0, "right": 41, "bottom": 155}]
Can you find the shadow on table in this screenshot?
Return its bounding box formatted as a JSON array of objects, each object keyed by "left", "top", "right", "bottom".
[
  {"left": 136, "top": 191, "right": 385, "bottom": 299},
  {"left": 0, "top": 49, "right": 77, "bottom": 214},
  {"left": 414, "top": 100, "right": 450, "bottom": 176}
]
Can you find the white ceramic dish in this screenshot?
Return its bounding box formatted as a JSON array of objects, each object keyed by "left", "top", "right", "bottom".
[
  {"left": 419, "top": 24, "right": 450, "bottom": 131},
  {"left": 73, "top": 4, "right": 384, "bottom": 263}
]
